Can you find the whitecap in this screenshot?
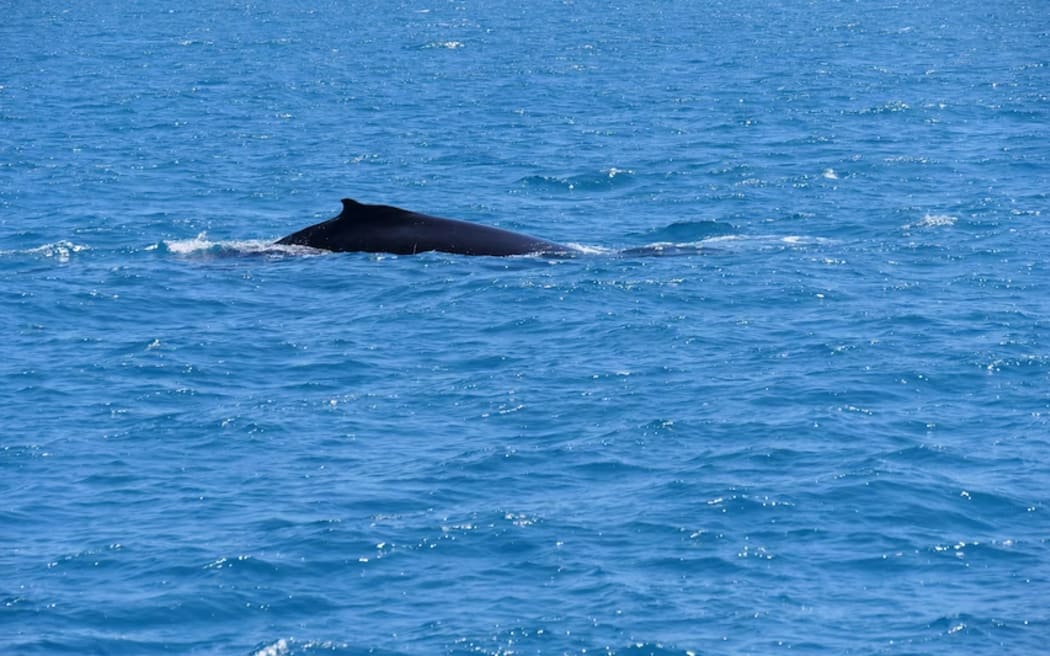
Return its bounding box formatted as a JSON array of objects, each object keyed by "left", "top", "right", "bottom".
[
  {"left": 904, "top": 213, "right": 957, "bottom": 229},
  {"left": 918, "top": 213, "right": 957, "bottom": 227},
  {"left": 252, "top": 639, "right": 290, "bottom": 656},
  {"left": 0, "top": 241, "right": 90, "bottom": 262}
]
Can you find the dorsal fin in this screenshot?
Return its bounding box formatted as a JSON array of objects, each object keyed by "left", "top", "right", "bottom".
[{"left": 340, "top": 198, "right": 363, "bottom": 217}]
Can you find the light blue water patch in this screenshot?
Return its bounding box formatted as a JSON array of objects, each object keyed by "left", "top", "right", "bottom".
[{"left": 2, "top": 1, "right": 1049, "bottom": 654}]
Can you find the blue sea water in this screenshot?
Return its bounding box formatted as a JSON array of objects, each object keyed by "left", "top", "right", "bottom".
[{"left": 2, "top": 1, "right": 1049, "bottom": 654}]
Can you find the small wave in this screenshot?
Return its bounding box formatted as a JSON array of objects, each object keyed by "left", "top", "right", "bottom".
[
  {"left": 517, "top": 167, "right": 636, "bottom": 192},
  {"left": 619, "top": 242, "right": 716, "bottom": 257},
  {"left": 705, "top": 234, "right": 833, "bottom": 246},
  {"left": 253, "top": 639, "right": 291, "bottom": 656},
  {"left": 0, "top": 240, "right": 90, "bottom": 262},
  {"left": 618, "top": 642, "right": 693, "bottom": 656},
  {"left": 250, "top": 638, "right": 352, "bottom": 656},
  {"left": 620, "top": 232, "right": 829, "bottom": 257},
  {"left": 631, "top": 219, "right": 736, "bottom": 242},
  {"left": 415, "top": 41, "right": 464, "bottom": 50},
  {"left": 855, "top": 99, "right": 911, "bottom": 115},
  {"left": 903, "top": 213, "right": 957, "bottom": 229}
]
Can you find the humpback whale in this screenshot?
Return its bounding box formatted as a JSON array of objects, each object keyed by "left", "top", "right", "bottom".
[{"left": 276, "top": 198, "right": 571, "bottom": 256}]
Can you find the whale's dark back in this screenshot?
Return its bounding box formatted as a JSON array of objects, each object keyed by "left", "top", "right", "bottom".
[{"left": 276, "top": 199, "right": 566, "bottom": 256}]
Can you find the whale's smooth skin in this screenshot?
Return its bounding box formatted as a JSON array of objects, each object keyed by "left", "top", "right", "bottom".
[{"left": 276, "top": 198, "right": 571, "bottom": 256}]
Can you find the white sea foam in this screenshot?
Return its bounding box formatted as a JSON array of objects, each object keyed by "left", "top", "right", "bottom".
[
  {"left": 565, "top": 243, "right": 613, "bottom": 255},
  {"left": 161, "top": 233, "right": 323, "bottom": 257},
  {"left": 0, "top": 241, "right": 90, "bottom": 262},
  {"left": 251, "top": 639, "right": 347, "bottom": 656},
  {"left": 253, "top": 640, "right": 289, "bottom": 656},
  {"left": 904, "top": 213, "right": 957, "bottom": 229},
  {"left": 918, "top": 213, "right": 957, "bottom": 227}
]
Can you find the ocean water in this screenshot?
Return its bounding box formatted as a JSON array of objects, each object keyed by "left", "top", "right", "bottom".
[{"left": 2, "top": 1, "right": 1049, "bottom": 654}]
